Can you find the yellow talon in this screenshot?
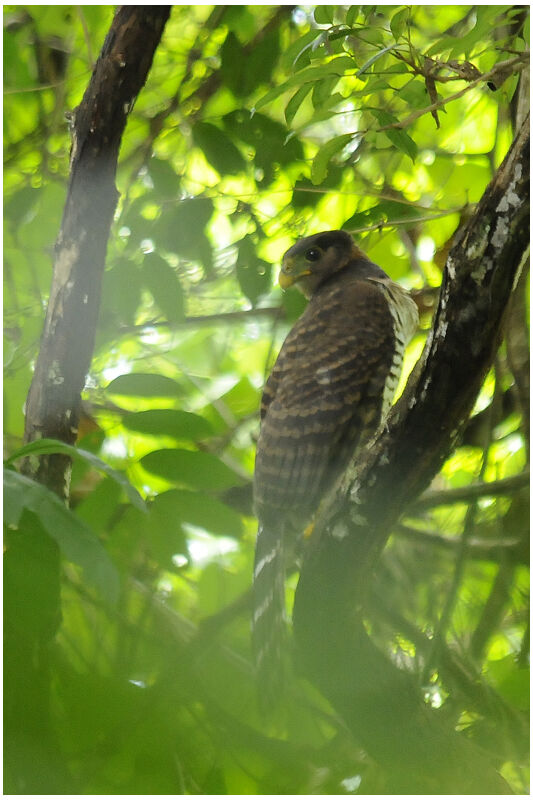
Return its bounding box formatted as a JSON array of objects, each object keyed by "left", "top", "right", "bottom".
[{"left": 303, "top": 521, "right": 315, "bottom": 539}]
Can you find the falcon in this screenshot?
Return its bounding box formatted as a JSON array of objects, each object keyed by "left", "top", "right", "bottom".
[{"left": 252, "top": 230, "right": 419, "bottom": 698}]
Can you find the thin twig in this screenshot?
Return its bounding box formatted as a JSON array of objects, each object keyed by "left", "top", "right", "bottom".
[{"left": 411, "top": 471, "right": 529, "bottom": 509}]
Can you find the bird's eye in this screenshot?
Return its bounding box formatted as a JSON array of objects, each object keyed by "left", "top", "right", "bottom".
[{"left": 305, "top": 248, "right": 321, "bottom": 262}]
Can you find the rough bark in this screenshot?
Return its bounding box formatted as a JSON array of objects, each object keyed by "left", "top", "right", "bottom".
[
  {"left": 7, "top": 9, "right": 170, "bottom": 793},
  {"left": 293, "top": 116, "right": 529, "bottom": 794},
  {"left": 23, "top": 6, "right": 170, "bottom": 497}
]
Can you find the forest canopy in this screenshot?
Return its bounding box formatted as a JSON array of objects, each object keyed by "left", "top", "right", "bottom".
[{"left": 3, "top": 5, "right": 530, "bottom": 795}]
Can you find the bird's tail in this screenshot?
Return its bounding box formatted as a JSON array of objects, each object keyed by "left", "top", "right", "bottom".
[{"left": 252, "top": 523, "right": 287, "bottom": 709}]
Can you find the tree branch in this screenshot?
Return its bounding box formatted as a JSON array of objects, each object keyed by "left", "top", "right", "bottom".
[
  {"left": 22, "top": 6, "right": 170, "bottom": 496},
  {"left": 411, "top": 470, "right": 529, "bottom": 509},
  {"left": 293, "top": 115, "right": 529, "bottom": 793}
]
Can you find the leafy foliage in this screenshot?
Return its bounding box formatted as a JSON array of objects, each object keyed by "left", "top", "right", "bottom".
[{"left": 3, "top": 4, "right": 529, "bottom": 794}]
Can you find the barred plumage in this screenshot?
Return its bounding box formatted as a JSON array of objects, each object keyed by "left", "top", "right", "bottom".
[{"left": 252, "top": 231, "right": 418, "bottom": 703}]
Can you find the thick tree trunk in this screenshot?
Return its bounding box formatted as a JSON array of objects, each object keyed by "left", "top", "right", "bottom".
[
  {"left": 23, "top": 6, "right": 170, "bottom": 498},
  {"left": 294, "top": 116, "right": 529, "bottom": 794}
]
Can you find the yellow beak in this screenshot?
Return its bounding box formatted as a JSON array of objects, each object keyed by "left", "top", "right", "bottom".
[
  {"left": 278, "top": 259, "right": 311, "bottom": 290},
  {"left": 279, "top": 271, "right": 296, "bottom": 289}
]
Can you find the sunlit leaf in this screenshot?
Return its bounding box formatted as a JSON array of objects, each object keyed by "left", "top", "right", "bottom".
[
  {"left": 314, "top": 6, "right": 335, "bottom": 25},
  {"left": 140, "top": 448, "right": 243, "bottom": 490},
  {"left": 122, "top": 409, "right": 213, "bottom": 440},
  {"left": 254, "top": 56, "right": 355, "bottom": 111},
  {"left": 285, "top": 84, "right": 313, "bottom": 126},
  {"left": 105, "top": 373, "right": 183, "bottom": 398}
]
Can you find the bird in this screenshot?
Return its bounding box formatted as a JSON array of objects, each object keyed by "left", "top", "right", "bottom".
[{"left": 252, "top": 229, "right": 419, "bottom": 704}]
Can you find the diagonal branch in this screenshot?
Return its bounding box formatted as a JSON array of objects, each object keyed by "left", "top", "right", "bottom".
[{"left": 293, "top": 115, "right": 529, "bottom": 794}]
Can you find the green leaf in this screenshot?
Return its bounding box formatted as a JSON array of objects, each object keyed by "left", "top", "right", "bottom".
[
  {"left": 281, "top": 29, "right": 323, "bottom": 72},
  {"left": 345, "top": 6, "right": 360, "bottom": 27},
  {"left": 5, "top": 438, "right": 146, "bottom": 512},
  {"left": 355, "top": 44, "right": 401, "bottom": 77},
  {"left": 154, "top": 196, "right": 214, "bottom": 266},
  {"left": 192, "top": 122, "right": 246, "bottom": 175},
  {"left": 224, "top": 111, "right": 303, "bottom": 184},
  {"left": 220, "top": 31, "right": 245, "bottom": 96},
  {"left": 147, "top": 157, "right": 180, "bottom": 198},
  {"left": 106, "top": 373, "right": 183, "bottom": 398},
  {"left": 142, "top": 252, "right": 185, "bottom": 322},
  {"left": 4, "top": 469, "right": 119, "bottom": 604},
  {"left": 236, "top": 235, "right": 272, "bottom": 306},
  {"left": 311, "top": 133, "right": 353, "bottom": 185},
  {"left": 312, "top": 75, "right": 340, "bottom": 108},
  {"left": 5, "top": 185, "right": 41, "bottom": 225},
  {"left": 150, "top": 489, "right": 244, "bottom": 539},
  {"left": 75, "top": 477, "right": 124, "bottom": 531},
  {"left": 254, "top": 56, "right": 355, "bottom": 111},
  {"left": 285, "top": 84, "right": 313, "bottom": 126},
  {"left": 342, "top": 200, "right": 422, "bottom": 232},
  {"left": 243, "top": 28, "right": 280, "bottom": 93},
  {"left": 122, "top": 409, "right": 213, "bottom": 440},
  {"left": 314, "top": 6, "right": 335, "bottom": 25},
  {"left": 218, "top": 377, "right": 261, "bottom": 418},
  {"left": 140, "top": 449, "right": 243, "bottom": 491},
  {"left": 390, "top": 7, "right": 410, "bottom": 40},
  {"left": 371, "top": 109, "right": 418, "bottom": 162},
  {"left": 101, "top": 258, "right": 142, "bottom": 325},
  {"left": 397, "top": 79, "right": 430, "bottom": 109},
  {"left": 292, "top": 165, "right": 344, "bottom": 209}
]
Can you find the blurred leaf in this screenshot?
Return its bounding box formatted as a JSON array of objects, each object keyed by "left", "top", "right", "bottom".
[
  {"left": 236, "top": 235, "right": 272, "bottom": 306},
  {"left": 150, "top": 488, "right": 244, "bottom": 539},
  {"left": 224, "top": 110, "right": 303, "bottom": 183},
  {"left": 292, "top": 165, "right": 344, "bottom": 208},
  {"left": 147, "top": 157, "right": 180, "bottom": 198},
  {"left": 4, "top": 469, "right": 119, "bottom": 604},
  {"left": 311, "top": 133, "right": 353, "bottom": 185},
  {"left": 5, "top": 438, "right": 146, "bottom": 512},
  {"left": 75, "top": 476, "right": 124, "bottom": 531},
  {"left": 122, "top": 409, "right": 213, "bottom": 440},
  {"left": 487, "top": 655, "right": 529, "bottom": 711},
  {"left": 192, "top": 122, "right": 246, "bottom": 175},
  {"left": 154, "top": 197, "right": 214, "bottom": 267},
  {"left": 106, "top": 373, "right": 183, "bottom": 398},
  {"left": 220, "top": 31, "right": 246, "bottom": 96},
  {"left": 140, "top": 448, "right": 243, "bottom": 490},
  {"left": 101, "top": 257, "right": 142, "bottom": 325},
  {"left": 142, "top": 252, "right": 185, "bottom": 322},
  {"left": 218, "top": 376, "right": 260, "bottom": 417},
  {"left": 243, "top": 28, "right": 280, "bottom": 94},
  {"left": 5, "top": 185, "right": 41, "bottom": 225}
]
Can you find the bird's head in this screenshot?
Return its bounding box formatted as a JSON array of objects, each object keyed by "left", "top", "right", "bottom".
[{"left": 279, "top": 230, "right": 368, "bottom": 298}]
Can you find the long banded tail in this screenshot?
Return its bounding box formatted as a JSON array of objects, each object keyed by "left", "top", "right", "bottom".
[{"left": 252, "top": 523, "right": 286, "bottom": 707}]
